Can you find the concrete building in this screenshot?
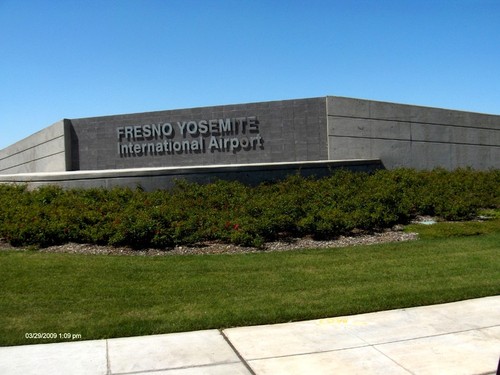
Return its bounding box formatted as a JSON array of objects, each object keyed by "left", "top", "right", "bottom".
[{"left": 1, "top": 96, "right": 499, "bottom": 190}]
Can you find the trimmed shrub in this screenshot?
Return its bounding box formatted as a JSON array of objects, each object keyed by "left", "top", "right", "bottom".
[{"left": 0, "top": 168, "right": 498, "bottom": 249}]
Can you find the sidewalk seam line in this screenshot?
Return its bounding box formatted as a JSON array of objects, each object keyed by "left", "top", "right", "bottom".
[
  {"left": 111, "top": 360, "right": 242, "bottom": 375},
  {"left": 369, "top": 324, "right": 500, "bottom": 347},
  {"left": 220, "top": 329, "right": 256, "bottom": 375},
  {"left": 243, "top": 324, "right": 500, "bottom": 362},
  {"left": 371, "top": 344, "right": 416, "bottom": 375},
  {"left": 106, "top": 339, "right": 111, "bottom": 375}
]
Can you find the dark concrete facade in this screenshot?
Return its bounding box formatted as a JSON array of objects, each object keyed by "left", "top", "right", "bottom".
[
  {"left": 69, "top": 97, "right": 328, "bottom": 171},
  {"left": 0, "top": 96, "right": 499, "bottom": 190}
]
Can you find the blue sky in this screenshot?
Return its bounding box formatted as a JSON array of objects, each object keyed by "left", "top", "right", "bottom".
[{"left": 1, "top": 0, "right": 499, "bottom": 149}]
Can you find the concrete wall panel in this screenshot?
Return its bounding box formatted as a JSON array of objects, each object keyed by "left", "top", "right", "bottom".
[
  {"left": 450, "top": 144, "right": 497, "bottom": 170},
  {"left": 328, "top": 117, "right": 411, "bottom": 140},
  {"left": 327, "top": 96, "right": 500, "bottom": 170},
  {"left": 329, "top": 137, "right": 412, "bottom": 169},
  {"left": 326, "top": 96, "right": 371, "bottom": 118},
  {"left": 0, "top": 137, "right": 66, "bottom": 171},
  {"left": 0, "top": 120, "right": 69, "bottom": 174},
  {"left": 411, "top": 123, "right": 498, "bottom": 145},
  {"left": 409, "top": 142, "right": 453, "bottom": 170},
  {"left": 408, "top": 106, "right": 500, "bottom": 128}
]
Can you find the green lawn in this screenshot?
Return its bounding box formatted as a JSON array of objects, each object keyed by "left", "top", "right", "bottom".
[{"left": 1, "top": 221, "right": 499, "bottom": 346}]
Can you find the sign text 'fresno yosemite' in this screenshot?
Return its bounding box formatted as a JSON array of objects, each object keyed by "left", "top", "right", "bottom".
[{"left": 117, "top": 116, "right": 263, "bottom": 157}]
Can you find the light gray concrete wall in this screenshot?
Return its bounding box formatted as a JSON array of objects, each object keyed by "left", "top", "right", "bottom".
[
  {"left": 0, "top": 160, "right": 382, "bottom": 191},
  {"left": 0, "top": 120, "right": 71, "bottom": 174},
  {"left": 327, "top": 96, "right": 500, "bottom": 170}
]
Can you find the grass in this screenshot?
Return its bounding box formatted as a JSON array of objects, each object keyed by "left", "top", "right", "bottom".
[
  {"left": 405, "top": 217, "right": 500, "bottom": 239},
  {"left": 0, "top": 219, "right": 499, "bottom": 347}
]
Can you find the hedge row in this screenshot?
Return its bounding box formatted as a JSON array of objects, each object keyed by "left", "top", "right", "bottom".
[{"left": 0, "top": 168, "right": 498, "bottom": 248}]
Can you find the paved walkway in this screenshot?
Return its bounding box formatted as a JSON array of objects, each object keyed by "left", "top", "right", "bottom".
[{"left": 1, "top": 296, "right": 499, "bottom": 374}]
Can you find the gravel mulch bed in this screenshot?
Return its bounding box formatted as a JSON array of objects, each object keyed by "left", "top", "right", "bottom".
[{"left": 0, "top": 227, "right": 418, "bottom": 256}]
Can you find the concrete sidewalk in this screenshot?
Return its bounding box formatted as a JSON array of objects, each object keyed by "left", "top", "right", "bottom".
[{"left": 1, "top": 296, "right": 499, "bottom": 375}]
